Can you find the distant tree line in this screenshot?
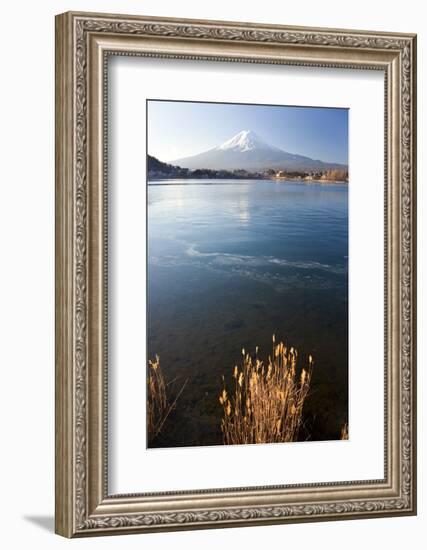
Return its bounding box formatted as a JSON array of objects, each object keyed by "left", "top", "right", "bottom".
[
  {"left": 147, "top": 155, "right": 264, "bottom": 180},
  {"left": 147, "top": 155, "right": 348, "bottom": 182},
  {"left": 320, "top": 169, "right": 348, "bottom": 181}
]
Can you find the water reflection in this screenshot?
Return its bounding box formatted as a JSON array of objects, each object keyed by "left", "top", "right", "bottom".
[{"left": 147, "top": 179, "right": 348, "bottom": 447}]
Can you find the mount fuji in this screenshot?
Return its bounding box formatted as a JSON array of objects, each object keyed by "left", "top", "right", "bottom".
[{"left": 169, "top": 130, "right": 346, "bottom": 172}]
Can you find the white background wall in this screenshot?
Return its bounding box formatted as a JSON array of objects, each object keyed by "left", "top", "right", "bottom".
[{"left": 0, "top": 1, "right": 424, "bottom": 548}]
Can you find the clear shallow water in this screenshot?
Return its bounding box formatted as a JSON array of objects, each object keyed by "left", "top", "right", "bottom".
[{"left": 148, "top": 179, "right": 348, "bottom": 447}]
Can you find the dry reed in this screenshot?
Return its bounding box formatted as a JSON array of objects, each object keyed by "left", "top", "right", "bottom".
[
  {"left": 219, "top": 335, "right": 313, "bottom": 445},
  {"left": 340, "top": 423, "right": 349, "bottom": 440},
  {"left": 147, "top": 355, "right": 187, "bottom": 444}
]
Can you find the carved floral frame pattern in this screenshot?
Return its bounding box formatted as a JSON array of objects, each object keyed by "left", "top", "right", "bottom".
[{"left": 55, "top": 12, "right": 416, "bottom": 537}]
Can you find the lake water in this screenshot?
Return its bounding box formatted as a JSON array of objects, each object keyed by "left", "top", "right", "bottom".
[{"left": 147, "top": 179, "right": 348, "bottom": 447}]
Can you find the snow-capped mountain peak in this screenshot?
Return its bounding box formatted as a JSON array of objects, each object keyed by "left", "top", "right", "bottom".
[
  {"left": 169, "top": 129, "right": 346, "bottom": 172},
  {"left": 217, "top": 130, "right": 274, "bottom": 152}
]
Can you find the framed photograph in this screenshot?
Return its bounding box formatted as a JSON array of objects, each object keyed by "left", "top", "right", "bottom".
[{"left": 55, "top": 11, "right": 417, "bottom": 537}]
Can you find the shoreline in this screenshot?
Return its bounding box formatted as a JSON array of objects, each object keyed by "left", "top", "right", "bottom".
[
  {"left": 272, "top": 177, "right": 348, "bottom": 184},
  {"left": 148, "top": 177, "right": 348, "bottom": 185}
]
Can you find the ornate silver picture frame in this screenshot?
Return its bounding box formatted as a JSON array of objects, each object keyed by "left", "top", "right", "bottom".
[{"left": 55, "top": 11, "right": 416, "bottom": 537}]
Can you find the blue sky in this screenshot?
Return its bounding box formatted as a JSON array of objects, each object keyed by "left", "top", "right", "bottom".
[{"left": 147, "top": 100, "right": 348, "bottom": 165}]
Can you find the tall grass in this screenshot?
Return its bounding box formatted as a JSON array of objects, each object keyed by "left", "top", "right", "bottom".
[
  {"left": 219, "top": 336, "right": 313, "bottom": 445},
  {"left": 147, "top": 355, "right": 187, "bottom": 445},
  {"left": 340, "top": 423, "right": 349, "bottom": 440}
]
